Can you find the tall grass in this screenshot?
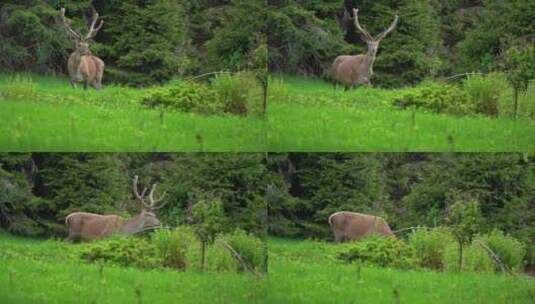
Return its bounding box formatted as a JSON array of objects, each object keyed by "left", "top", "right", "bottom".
[
  {"left": 267, "top": 238, "right": 535, "bottom": 304},
  {"left": 268, "top": 75, "right": 535, "bottom": 152},
  {"left": 0, "top": 74, "right": 266, "bottom": 151}
]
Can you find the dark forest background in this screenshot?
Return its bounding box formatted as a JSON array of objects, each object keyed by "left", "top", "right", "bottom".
[
  {"left": 2, "top": 152, "right": 533, "bottom": 250},
  {"left": 0, "top": 0, "right": 266, "bottom": 85},
  {"left": 0, "top": 153, "right": 269, "bottom": 238},
  {"left": 267, "top": 153, "right": 534, "bottom": 248},
  {"left": 268, "top": 0, "right": 534, "bottom": 87},
  {"left": 2, "top": 1, "right": 533, "bottom": 88}
]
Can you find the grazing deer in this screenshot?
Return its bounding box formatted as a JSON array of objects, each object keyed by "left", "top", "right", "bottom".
[
  {"left": 328, "top": 211, "right": 395, "bottom": 242},
  {"left": 59, "top": 8, "right": 105, "bottom": 90},
  {"left": 65, "top": 176, "right": 167, "bottom": 241},
  {"left": 331, "top": 9, "right": 398, "bottom": 90}
]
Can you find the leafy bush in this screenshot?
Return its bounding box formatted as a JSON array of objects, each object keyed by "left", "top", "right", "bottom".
[
  {"left": 211, "top": 72, "right": 261, "bottom": 116},
  {"left": 205, "top": 241, "right": 238, "bottom": 273},
  {"left": 408, "top": 227, "right": 455, "bottom": 270},
  {"left": 337, "top": 236, "right": 416, "bottom": 269},
  {"left": 141, "top": 82, "right": 220, "bottom": 115},
  {"left": 218, "top": 229, "right": 267, "bottom": 273},
  {"left": 476, "top": 230, "right": 526, "bottom": 272},
  {"left": 152, "top": 226, "right": 198, "bottom": 270},
  {"left": 443, "top": 242, "right": 495, "bottom": 273},
  {"left": 463, "top": 74, "right": 508, "bottom": 117},
  {"left": 393, "top": 82, "right": 475, "bottom": 115},
  {"left": 79, "top": 236, "right": 162, "bottom": 269},
  {"left": 0, "top": 75, "right": 38, "bottom": 102}
]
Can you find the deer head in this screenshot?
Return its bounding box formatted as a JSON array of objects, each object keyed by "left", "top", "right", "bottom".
[
  {"left": 59, "top": 7, "right": 103, "bottom": 56},
  {"left": 353, "top": 9, "right": 398, "bottom": 60},
  {"left": 123, "top": 175, "right": 168, "bottom": 234}
]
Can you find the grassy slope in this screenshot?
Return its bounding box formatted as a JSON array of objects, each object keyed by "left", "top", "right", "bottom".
[
  {"left": 267, "top": 238, "right": 535, "bottom": 303},
  {"left": 0, "top": 74, "right": 266, "bottom": 152},
  {"left": 268, "top": 76, "right": 535, "bottom": 152},
  {"left": 0, "top": 233, "right": 267, "bottom": 304}
]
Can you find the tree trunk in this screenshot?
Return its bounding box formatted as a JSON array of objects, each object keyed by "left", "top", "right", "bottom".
[
  {"left": 513, "top": 87, "right": 519, "bottom": 119},
  {"left": 458, "top": 239, "right": 463, "bottom": 271},
  {"left": 261, "top": 80, "right": 268, "bottom": 118},
  {"left": 200, "top": 240, "right": 206, "bottom": 272}
]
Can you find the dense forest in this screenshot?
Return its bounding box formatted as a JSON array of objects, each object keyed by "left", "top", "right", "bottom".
[
  {"left": 0, "top": 153, "right": 268, "bottom": 237},
  {"left": 0, "top": 0, "right": 266, "bottom": 85},
  {"left": 268, "top": 0, "right": 535, "bottom": 87},
  {"left": 267, "top": 153, "right": 534, "bottom": 247}
]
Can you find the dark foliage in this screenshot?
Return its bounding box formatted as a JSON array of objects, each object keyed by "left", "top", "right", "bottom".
[{"left": 0, "top": 153, "right": 268, "bottom": 238}]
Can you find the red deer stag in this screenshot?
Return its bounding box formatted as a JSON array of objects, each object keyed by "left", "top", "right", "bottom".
[
  {"left": 328, "top": 211, "right": 395, "bottom": 242},
  {"left": 65, "top": 176, "right": 167, "bottom": 241},
  {"left": 331, "top": 9, "right": 398, "bottom": 90},
  {"left": 59, "top": 8, "right": 105, "bottom": 90}
]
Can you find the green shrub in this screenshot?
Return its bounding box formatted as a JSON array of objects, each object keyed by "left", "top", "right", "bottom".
[
  {"left": 393, "top": 82, "right": 475, "bottom": 115},
  {"left": 141, "top": 82, "right": 220, "bottom": 115},
  {"left": 443, "top": 242, "right": 495, "bottom": 273},
  {"left": 218, "top": 229, "right": 267, "bottom": 273},
  {"left": 211, "top": 72, "right": 261, "bottom": 116},
  {"left": 337, "top": 236, "right": 416, "bottom": 269},
  {"left": 79, "top": 236, "right": 162, "bottom": 269},
  {"left": 462, "top": 73, "right": 507, "bottom": 117},
  {"left": 0, "top": 75, "right": 37, "bottom": 102},
  {"left": 152, "top": 226, "right": 198, "bottom": 270},
  {"left": 476, "top": 230, "right": 526, "bottom": 272},
  {"left": 205, "top": 241, "right": 238, "bottom": 273},
  {"left": 408, "top": 227, "right": 455, "bottom": 270}
]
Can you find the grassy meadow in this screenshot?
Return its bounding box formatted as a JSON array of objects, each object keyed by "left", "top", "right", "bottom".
[
  {"left": 0, "top": 74, "right": 266, "bottom": 152},
  {"left": 0, "top": 232, "right": 267, "bottom": 304},
  {"left": 267, "top": 238, "right": 535, "bottom": 304},
  {"left": 268, "top": 76, "right": 535, "bottom": 152}
]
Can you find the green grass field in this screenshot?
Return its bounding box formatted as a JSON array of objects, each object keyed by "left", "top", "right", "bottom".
[
  {"left": 0, "top": 232, "right": 267, "bottom": 303},
  {"left": 0, "top": 74, "right": 266, "bottom": 152},
  {"left": 268, "top": 76, "right": 535, "bottom": 152},
  {"left": 1, "top": 233, "right": 533, "bottom": 303},
  {"left": 267, "top": 238, "right": 535, "bottom": 303}
]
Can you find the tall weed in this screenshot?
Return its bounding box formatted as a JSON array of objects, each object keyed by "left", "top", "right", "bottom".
[{"left": 0, "top": 74, "right": 38, "bottom": 102}]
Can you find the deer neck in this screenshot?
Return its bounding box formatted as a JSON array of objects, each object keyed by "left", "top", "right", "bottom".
[
  {"left": 120, "top": 213, "right": 145, "bottom": 235},
  {"left": 364, "top": 48, "right": 377, "bottom": 76}
]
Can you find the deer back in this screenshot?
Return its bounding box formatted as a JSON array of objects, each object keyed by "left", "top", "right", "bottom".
[
  {"left": 332, "top": 55, "right": 368, "bottom": 86},
  {"left": 66, "top": 212, "right": 124, "bottom": 240},
  {"left": 329, "top": 211, "right": 394, "bottom": 240}
]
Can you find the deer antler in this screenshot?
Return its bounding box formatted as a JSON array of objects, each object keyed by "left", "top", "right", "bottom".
[
  {"left": 84, "top": 10, "right": 103, "bottom": 41},
  {"left": 148, "top": 183, "right": 168, "bottom": 210},
  {"left": 133, "top": 175, "right": 149, "bottom": 208},
  {"left": 59, "top": 8, "right": 82, "bottom": 41},
  {"left": 353, "top": 9, "right": 373, "bottom": 41},
  {"left": 375, "top": 14, "right": 399, "bottom": 41}
]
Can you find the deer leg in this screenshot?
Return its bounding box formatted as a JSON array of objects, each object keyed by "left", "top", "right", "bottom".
[
  {"left": 65, "top": 231, "right": 78, "bottom": 242},
  {"left": 84, "top": 80, "right": 88, "bottom": 90},
  {"left": 94, "top": 78, "right": 102, "bottom": 90}
]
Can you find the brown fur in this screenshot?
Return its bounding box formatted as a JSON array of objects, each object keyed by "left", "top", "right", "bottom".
[
  {"left": 60, "top": 8, "right": 105, "bottom": 90},
  {"left": 65, "top": 176, "right": 167, "bottom": 242},
  {"left": 328, "top": 211, "right": 395, "bottom": 242},
  {"left": 331, "top": 55, "right": 371, "bottom": 89},
  {"left": 67, "top": 53, "right": 104, "bottom": 90},
  {"left": 331, "top": 8, "right": 398, "bottom": 90},
  {"left": 65, "top": 212, "right": 124, "bottom": 241}
]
